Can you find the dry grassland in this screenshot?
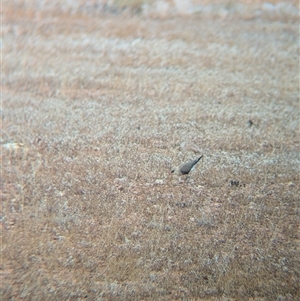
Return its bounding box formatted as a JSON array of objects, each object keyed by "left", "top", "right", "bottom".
[{"left": 2, "top": 1, "right": 300, "bottom": 300}]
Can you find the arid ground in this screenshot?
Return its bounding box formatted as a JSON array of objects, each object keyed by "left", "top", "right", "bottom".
[{"left": 2, "top": 1, "right": 300, "bottom": 300}]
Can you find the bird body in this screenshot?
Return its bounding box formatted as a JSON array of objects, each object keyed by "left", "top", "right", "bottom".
[{"left": 171, "top": 155, "right": 203, "bottom": 175}]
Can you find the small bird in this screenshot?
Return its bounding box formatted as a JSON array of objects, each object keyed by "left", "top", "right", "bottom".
[{"left": 171, "top": 155, "right": 203, "bottom": 176}]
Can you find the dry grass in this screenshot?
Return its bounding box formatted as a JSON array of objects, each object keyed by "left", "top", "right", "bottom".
[{"left": 2, "top": 1, "right": 300, "bottom": 300}]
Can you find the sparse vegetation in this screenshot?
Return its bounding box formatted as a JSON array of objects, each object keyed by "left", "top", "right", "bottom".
[{"left": 2, "top": 1, "right": 299, "bottom": 300}]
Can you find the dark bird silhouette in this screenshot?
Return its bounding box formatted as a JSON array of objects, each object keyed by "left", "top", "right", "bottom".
[{"left": 171, "top": 155, "right": 203, "bottom": 175}]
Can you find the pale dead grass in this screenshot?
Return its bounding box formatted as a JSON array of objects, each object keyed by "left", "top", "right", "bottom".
[{"left": 2, "top": 1, "right": 300, "bottom": 301}]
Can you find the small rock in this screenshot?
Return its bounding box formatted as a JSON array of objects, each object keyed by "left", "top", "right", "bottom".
[{"left": 247, "top": 120, "right": 254, "bottom": 127}]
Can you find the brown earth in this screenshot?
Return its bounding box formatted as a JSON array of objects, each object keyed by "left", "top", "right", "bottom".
[{"left": 2, "top": 1, "right": 300, "bottom": 300}]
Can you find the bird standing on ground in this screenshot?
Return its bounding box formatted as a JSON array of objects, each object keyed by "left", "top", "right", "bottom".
[{"left": 171, "top": 155, "right": 203, "bottom": 176}]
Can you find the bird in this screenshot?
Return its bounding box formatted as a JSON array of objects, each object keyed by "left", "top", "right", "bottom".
[{"left": 171, "top": 155, "right": 203, "bottom": 176}]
